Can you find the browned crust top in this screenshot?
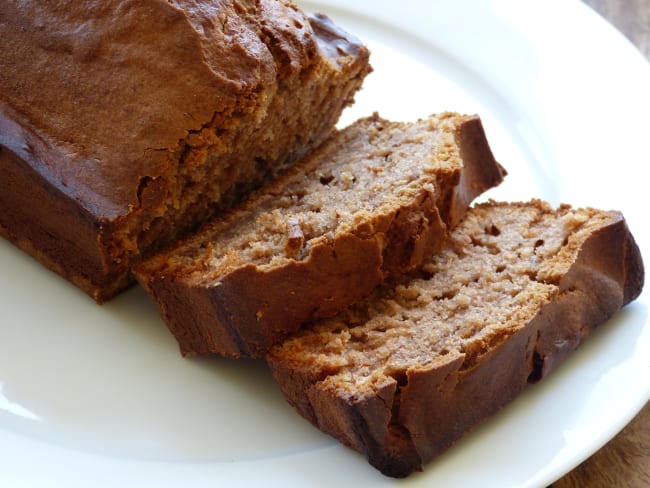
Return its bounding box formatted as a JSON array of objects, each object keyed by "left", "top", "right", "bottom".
[{"left": 0, "top": 0, "right": 362, "bottom": 220}]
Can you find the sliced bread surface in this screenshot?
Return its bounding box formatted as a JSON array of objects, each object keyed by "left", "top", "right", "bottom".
[
  {"left": 266, "top": 200, "right": 644, "bottom": 477},
  {"left": 135, "top": 113, "right": 506, "bottom": 357}
]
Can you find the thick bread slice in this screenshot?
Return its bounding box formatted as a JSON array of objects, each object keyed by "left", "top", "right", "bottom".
[
  {"left": 135, "top": 113, "right": 506, "bottom": 357},
  {"left": 267, "top": 200, "right": 644, "bottom": 478}
]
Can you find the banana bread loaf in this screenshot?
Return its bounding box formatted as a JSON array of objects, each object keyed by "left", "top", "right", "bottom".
[
  {"left": 267, "top": 200, "right": 644, "bottom": 478},
  {"left": 0, "top": 0, "right": 371, "bottom": 301},
  {"left": 135, "top": 112, "right": 506, "bottom": 357}
]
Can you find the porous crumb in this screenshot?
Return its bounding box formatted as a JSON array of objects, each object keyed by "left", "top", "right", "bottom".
[
  {"left": 269, "top": 200, "right": 618, "bottom": 395},
  {"left": 141, "top": 113, "right": 476, "bottom": 283}
]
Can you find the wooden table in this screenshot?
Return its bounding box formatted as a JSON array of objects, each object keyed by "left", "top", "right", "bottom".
[{"left": 552, "top": 1, "right": 649, "bottom": 487}]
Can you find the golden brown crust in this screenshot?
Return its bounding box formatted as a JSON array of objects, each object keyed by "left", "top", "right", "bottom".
[
  {"left": 135, "top": 113, "right": 505, "bottom": 357},
  {"left": 0, "top": 0, "right": 371, "bottom": 301},
  {"left": 267, "top": 201, "right": 644, "bottom": 478},
  {"left": 2, "top": 0, "right": 256, "bottom": 214},
  {"left": 530, "top": 212, "right": 644, "bottom": 379}
]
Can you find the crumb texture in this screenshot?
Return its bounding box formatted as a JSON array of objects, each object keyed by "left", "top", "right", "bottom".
[
  {"left": 143, "top": 113, "right": 467, "bottom": 284},
  {"left": 271, "top": 201, "right": 613, "bottom": 391},
  {"left": 268, "top": 200, "right": 644, "bottom": 477}
]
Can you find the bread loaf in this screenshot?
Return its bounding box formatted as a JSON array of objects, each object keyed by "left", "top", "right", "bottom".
[
  {"left": 135, "top": 112, "right": 506, "bottom": 357},
  {"left": 0, "top": 0, "right": 371, "bottom": 301},
  {"left": 267, "top": 200, "right": 644, "bottom": 477}
]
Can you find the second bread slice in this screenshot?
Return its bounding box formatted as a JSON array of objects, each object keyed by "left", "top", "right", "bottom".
[{"left": 135, "top": 113, "right": 506, "bottom": 357}]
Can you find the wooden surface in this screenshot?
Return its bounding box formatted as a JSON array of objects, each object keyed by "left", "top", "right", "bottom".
[
  {"left": 583, "top": 0, "right": 650, "bottom": 58},
  {"left": 552, "top": 1, "right": 649, "bottom": 487}
]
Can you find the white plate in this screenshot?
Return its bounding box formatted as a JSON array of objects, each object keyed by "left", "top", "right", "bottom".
[{"left": 1, "top": 1, "right": 649, "bottom": 486}]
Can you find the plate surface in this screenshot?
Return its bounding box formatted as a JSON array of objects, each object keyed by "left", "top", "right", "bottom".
[{"left": 1, "top": 1, "right": 649, "bottom": 486}]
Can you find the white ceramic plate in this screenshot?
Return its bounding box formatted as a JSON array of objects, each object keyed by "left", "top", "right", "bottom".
[{"left": 1, "top": 1, "right": 648, "bottom": 486}]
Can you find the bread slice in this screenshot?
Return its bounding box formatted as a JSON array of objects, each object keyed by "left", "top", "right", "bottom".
[
  {"left": 267, "top": 200, "right": 644, "bottom": 478},
  {"left": 0, "top": 0, "right": 371, "bottom": 301},
  {"left": 135, "top": 113, "right": 506, "bottom": 357}
]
